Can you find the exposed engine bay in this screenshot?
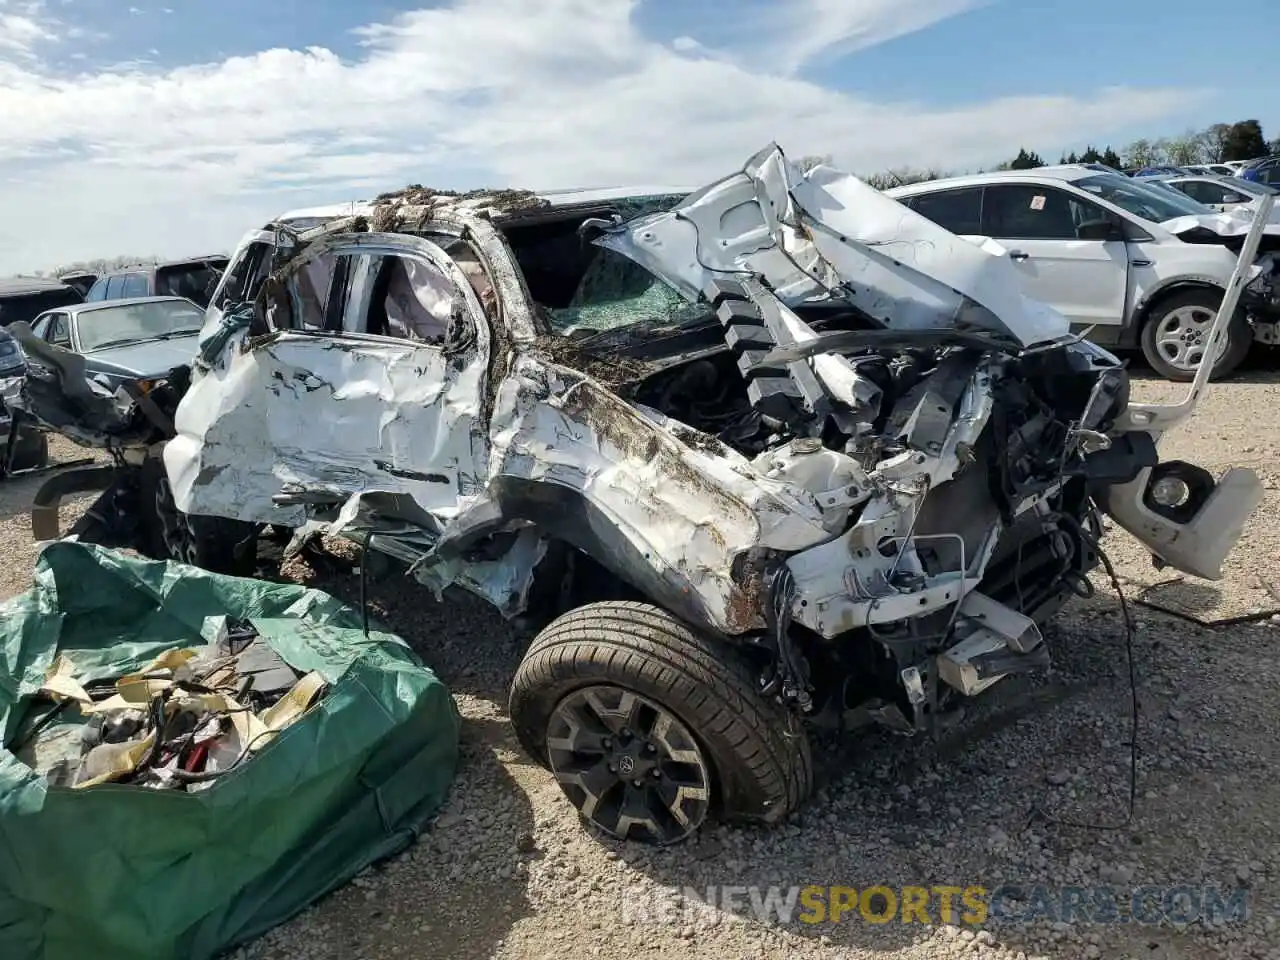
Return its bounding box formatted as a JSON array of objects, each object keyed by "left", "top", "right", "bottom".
[
  {"left": 2, "top": 144, "right": 1267, "bottom": 748},
  {"left": 612, "top": 280, "right": 1171, "bottom": 726}
]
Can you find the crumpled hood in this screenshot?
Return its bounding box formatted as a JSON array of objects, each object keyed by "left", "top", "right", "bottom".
[
  {"left": 83, "top": 335, "right": 200, "bottom": 378},
  {"left": 1220, "top": 201, "right": 1280, "bottom": 223},
  {"left": 1161, "top": 211, "right": 1280, "bottom": 239},
  {"left": 593, "top": 143, "right": 1072, "bottom": 348}
]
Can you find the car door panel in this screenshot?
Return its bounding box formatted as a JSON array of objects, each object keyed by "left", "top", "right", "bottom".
[
  {"left": 1000, "top": 238, "right": 1128, "bottom": 322},
  {"left": 981, "top": 184, "right": 1129, "bottom": 328},
  {"left": 165, "top": 233, "right": 491, "bottom": 528}
]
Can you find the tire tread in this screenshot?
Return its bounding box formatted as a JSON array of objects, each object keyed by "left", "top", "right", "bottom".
[{"left": 509, "top": 601, "right": 812, "bottom": 829}]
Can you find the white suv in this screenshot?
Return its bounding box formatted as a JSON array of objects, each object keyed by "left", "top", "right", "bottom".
[
  {"left": 1157, "top": 174, "right": 1280, "bottom": 214},
  {"left": 887, "top": 167, "right": 1280, "bottom": 380}
]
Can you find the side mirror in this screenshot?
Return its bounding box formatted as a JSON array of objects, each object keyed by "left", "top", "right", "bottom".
[
  {"left": 1076, "top": 218, "right": 1122, "bottom": 241},
  {"left": 1222, "top": 193, "right": 1248, "bottom": 205}
]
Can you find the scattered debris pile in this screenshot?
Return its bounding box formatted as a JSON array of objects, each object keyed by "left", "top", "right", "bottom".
[{"left": 15, "top": 618, "right": 327, "bottom": 791}]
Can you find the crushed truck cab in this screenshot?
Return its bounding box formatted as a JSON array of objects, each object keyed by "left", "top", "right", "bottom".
[{"left": 13, "top": 145, "right": 1266, "bottom": 845}]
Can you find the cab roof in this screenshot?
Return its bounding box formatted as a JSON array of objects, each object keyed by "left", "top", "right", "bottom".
[
  {"left": 271, "top": 184, "right": 697, "bottom": 228},
  {"left": 884, "top": 165, "right": 1103, "bottom": 198}
]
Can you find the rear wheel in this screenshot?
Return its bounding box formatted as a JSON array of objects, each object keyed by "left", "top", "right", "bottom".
[
  {"left": 509, "top": 601, "right": 812, "bottom": 844},
  {"left": 1140, "top": 288, "right": 1251, "bottom": 382},
  {"left": 151, "top": 467, "right": 257, "bottom": 575}
]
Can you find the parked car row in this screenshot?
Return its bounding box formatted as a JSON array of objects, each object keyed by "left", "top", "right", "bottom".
[
  {"left": 887, "top": 163, "right": 1279, "bottom": 380},
  {"left": 1127, "top": 157, "right": 1273, "bottom": 180},
  {"left": 83, "top": 255, "right": 229, "bottom": 306},
  {"left": 0, "top": 258, "right": 227, "bottom": 474},
  {"left": 1152, "top": 173, "right": 1280, "bottom": 214},
  {"left": 1238, "top": 154, "right": 1280, "bottom": 186},
  {"left": 0, "top": 325, "right": 46, "bottom": 471},
  {"left": 0, "top": 256, "right": 228, "bottom": 324}
]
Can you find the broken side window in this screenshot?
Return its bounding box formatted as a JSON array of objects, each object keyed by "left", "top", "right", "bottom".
[
  {"left": 444, "top": 240, "right": 498, "bottom": 318},
  {"left": 501, "top": 196, "right": 688, "bottom": 313},
  {"left": 290, "top": 252, "right": 339, "bottom": 330},
  {"left": 341, "top": 254, "right": 463, "bottom": 347},
  {"left": 214, "top": 242, "right": 274, "bottom": 312},
  {"left": 383, "top": 257, "right": 456, "bottom": 344}
]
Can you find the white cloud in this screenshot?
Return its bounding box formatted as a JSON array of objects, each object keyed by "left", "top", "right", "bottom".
[
  {"left": 0, "top": 0, "right": 1200, "bottom": 272},
  {"left": 754, "top": 0, "right": 990, "bottom": 76},
  {"left": 0, "top": 0, "right": 59, "bottom": 58}
]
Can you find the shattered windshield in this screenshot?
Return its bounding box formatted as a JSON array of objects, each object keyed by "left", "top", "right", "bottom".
[
  {"left": 76, "top": 300, "right": 207, "bottom": 352},
  {"left": 547, "top": 247, "right": 710, "bottom": 336},
  {"left": 1074, "top": 173, "right": 1210, "bottom": 222}
]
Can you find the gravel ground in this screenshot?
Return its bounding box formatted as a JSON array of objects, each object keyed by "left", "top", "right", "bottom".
[
  {"left": 3, "top": 372, "right": 1280, "bottom": 960},
  {"left": 0, "top": 436, "right": 104, "bottom": 586}
]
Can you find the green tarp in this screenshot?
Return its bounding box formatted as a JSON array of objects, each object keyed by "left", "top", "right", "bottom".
[{"left": 0, "top": 541, "right": 461, "bottom": 960}]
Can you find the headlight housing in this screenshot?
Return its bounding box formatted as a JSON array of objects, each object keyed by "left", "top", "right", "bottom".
[{"left": 0, "top": 338, "right": 22, "bottom": 373}]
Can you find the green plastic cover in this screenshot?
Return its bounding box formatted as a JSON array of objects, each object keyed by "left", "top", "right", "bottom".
[{"left": 0, "top": 541, "right": 461, "bottom": 960}]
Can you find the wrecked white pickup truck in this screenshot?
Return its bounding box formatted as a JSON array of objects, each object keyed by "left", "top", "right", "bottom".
[{"left": 3, "top": 145, "right": 1267, "bottom": 845}]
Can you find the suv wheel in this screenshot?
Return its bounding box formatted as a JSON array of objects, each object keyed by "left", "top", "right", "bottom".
[
  {"left": 1140, "top": 288, "right": 1251, "bottom": 382},
  {"left": 151, "top": 468, "right": 257, "bottom": 575},
  {"left": 509, "top": 601, "right": 812, "bottom": 845}
]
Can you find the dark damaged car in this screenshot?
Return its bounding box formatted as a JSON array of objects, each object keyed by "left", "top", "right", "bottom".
[
  {"left": 0, "top": 326, "right": 48, "bottom": 473},
  {"left": 85, "top": 255, "right": 229, "bottom": 309},
  {"left": 21, "top": 297, "right": 206, "bottom": 388},
  {"left": 0, "top": 276, "right": 83, "bottom": 328},
  {"left": 5, "top": 146, "right": 1266, "bottom": 844},
  {"left": 1, "top": 298, "right": 204, "bottom": 474}
]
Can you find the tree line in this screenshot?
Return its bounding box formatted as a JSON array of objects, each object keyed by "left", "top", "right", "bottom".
[{"left": 21, "top": 254, "right": 162, "bottom": 280}]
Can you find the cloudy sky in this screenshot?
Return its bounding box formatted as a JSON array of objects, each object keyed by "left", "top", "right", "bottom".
[{"left": 1, "top": 0, "right": 1276, "bottom": 274}]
